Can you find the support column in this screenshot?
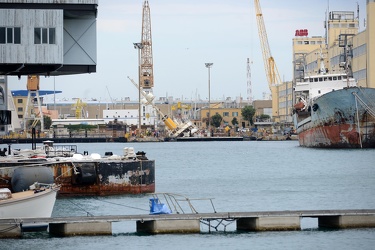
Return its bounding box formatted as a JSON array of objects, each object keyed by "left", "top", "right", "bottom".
[
  {"left": 49, "top": 222, "right": 112, "bottom": 236},
  {"left": 136, "top": 219, "right": 200, "bottom": 234},
  {"left": 318, "top": 215, "right": 375, "bottom": 229},
  {"left": 237, "top": 216, "right": 301, "bottom": 231},
  {"left": 0, "top": 223, "right": 22, "bottom": 238}
]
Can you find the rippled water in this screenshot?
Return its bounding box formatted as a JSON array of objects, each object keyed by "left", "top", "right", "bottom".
[{"left": 1, "top": 140, "right": 375, "bottom": 250}]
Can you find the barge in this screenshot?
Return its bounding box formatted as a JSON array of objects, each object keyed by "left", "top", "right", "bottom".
[{"left": 0, "top": 143, "right": 155, "bottom": 197}]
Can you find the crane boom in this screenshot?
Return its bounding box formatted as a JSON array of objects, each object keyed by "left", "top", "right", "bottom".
[
  {"left": 254, "top": 0, "right": 281, "bottom": 120},
  {"left": 127, "top": 76, "right": 199, "bottom": 138}
]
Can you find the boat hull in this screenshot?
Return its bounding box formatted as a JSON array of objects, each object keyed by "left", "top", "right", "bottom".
[
  {"left": 0, "top": 159, "right": 155, "bottom": 197},
  {"left": 294, "top": 87, "right": 375, "bottom": 148},
  {"left": 0, "top": 187, "right": 58, "bottom": 230}
]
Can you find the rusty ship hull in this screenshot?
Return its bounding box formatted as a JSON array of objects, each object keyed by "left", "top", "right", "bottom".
[
  {"left": 293, "top": 87, "right": 375, "bottom": 148},
  {"left": 0, "top": 157, "right": 155, "bottom": 197}
]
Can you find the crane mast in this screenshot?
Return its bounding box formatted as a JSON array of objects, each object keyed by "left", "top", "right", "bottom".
[
  {"left": 140, "top": 0, "right": 154, "bottom": 89},
  {"left": 254, "top": 0, "right": 281, "bottom": 121}
]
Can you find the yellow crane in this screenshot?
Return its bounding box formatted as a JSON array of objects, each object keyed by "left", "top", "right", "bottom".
[
  {"left": 71, "top": 98, "right": 87, "bottom": 119},
  {"left": 254, "top": 0, "right": 281, "bottom": 121}
]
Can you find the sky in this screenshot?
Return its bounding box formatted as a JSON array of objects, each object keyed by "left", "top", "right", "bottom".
[{"left": 8, "top": 0, "right": 367, "bottom": 103}]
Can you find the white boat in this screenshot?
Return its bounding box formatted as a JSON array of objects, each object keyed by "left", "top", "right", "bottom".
[{"left": 0, "top": 183, "right": 59, "bottom": 231}]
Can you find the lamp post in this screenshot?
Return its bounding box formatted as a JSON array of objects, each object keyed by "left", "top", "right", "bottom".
[
  {"left": 205, "top": 63, "right": 213, "bottom": 137},
  {"left": 134, "top": 42, "right": 143, "bottom": 132}
]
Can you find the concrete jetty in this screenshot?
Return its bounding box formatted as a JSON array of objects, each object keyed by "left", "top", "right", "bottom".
[{"left": 1, "top": 209, "right": 374, "bottom": 238}]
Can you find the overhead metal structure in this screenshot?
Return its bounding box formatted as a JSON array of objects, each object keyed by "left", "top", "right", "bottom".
[
  {"left": 254, "top": 0, "right": 281, "bottom": 121},
  {"left": 140, "top": 0, "right": 154, "bottom": 89}
]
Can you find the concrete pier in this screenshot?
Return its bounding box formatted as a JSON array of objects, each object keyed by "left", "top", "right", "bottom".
[
  {"left": 1, "top": 209, "right": 374, "bottom": 238},
  {"left": 318, "top": 215, "right": 375, "bottom": 229},
  {"left": 237, "top": 216, "right": 301, "bottom": 231},
  {"left": 137, "top": 219, "right": 200, "bottom": 234},
  {"left": 0, "top": 223, "right": 22, "bottom": 238},
  {"left": 49, "top": 222, "right": 112, "bottom": 236}
]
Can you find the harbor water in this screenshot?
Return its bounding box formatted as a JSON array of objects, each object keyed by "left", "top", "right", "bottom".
[{"left": 1, "top": 140, "right": 374, "bottom": 249}]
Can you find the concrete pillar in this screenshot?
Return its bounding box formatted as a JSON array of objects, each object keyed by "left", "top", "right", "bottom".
[
  {"left": 318, "top": 215, "right": 375, "bottom": 228},
  {"left": 367, "top": 0, "right": 375, "bottom": 88},
  {"left": 0, "top": 223, "right": 22, "bottom": 238},
  {"left": 237, "top": 216, "right": 301, "bottom": 231},
  {"left": 49, "top": 222, "right": 112, "bottom": 236},
  {"left": 136, "top": 219, "right": 200, "bottom": 234}
]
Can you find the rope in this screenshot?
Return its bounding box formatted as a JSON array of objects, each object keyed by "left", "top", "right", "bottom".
[
  {"left": 92, "top": 197, "right": 149, "bottom": 212},
  {"left": 353, "top": 92, "right": 375, "bottom": 118}
]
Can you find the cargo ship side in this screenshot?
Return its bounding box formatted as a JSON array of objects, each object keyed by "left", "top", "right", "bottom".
[{"left": 294, "top": 86, "right": 375, "bottom": 148}]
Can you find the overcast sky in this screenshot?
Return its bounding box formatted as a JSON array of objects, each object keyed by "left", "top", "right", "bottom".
[{"left": 8, "top": 0, "right": 367, "bottom": 103}]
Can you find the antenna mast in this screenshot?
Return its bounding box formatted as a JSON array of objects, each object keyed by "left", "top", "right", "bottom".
[
  {"left": 141, "top": 0, "right": 154, "bottom": 90},
  {"left": 247, "top": 58, "right": 253, "bottom": 104}
]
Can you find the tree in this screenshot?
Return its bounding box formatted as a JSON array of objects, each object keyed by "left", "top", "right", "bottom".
[
  {"left": 231, "top": 117, "right": 239, "bottom": 127},
  {"left": 26, "top": 116, "right": 53, "bottom": 130},
  {"left": 258, "top": 114, "right": 270, "bottom": 121},
  {"left": 211, "top": 113, "right": 222, "bottom": 128},
  {"left": 44, "top": 116, "right": 52, "bottom": 129},
  {"left": 241, "top": 105, "right": 256, "bottom": 126}
]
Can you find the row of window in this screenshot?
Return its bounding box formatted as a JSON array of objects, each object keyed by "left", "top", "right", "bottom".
[
  {"left": 0, "top": 27, "right": 56, "bottom": 45},
  {"left": 219, "top": 112, "right": 238, "bottom": 117},
  {"left": 0, "top": 27, "right": 21, "bottom": 44},
  {"left": 295, "top": 40, "right": 323, "bottom": 45}
]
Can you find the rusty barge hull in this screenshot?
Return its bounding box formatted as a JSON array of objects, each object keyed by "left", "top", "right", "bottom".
[
  {"left": 294, "top": 87, "right": 375, "bottom": 148},
  {"left": 0, "top": 159, "right": 155, "bottom": 197}
]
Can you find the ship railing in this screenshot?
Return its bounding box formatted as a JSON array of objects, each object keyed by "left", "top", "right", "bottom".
[{"left": 150, "top": 192, "right": 217, "bottom": 214}]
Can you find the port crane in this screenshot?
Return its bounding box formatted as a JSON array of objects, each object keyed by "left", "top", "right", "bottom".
[
  {"left": 254, "top": 0, "right": 281, "bottom": 121},
  {"left": 127, "top": 77, "right": 199, "bottom": 138}
]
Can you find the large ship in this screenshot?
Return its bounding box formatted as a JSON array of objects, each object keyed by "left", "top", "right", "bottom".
[{"left": 293, "top": 70, "right": 375, "bottom": 148}]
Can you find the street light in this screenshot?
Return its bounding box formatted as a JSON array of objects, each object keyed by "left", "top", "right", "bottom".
[
  {"left": 205, "top": 63, "right": 213, "bottom": 137},
  {"left": 134, "top": 42, "right": 143, "bottom": 132}
]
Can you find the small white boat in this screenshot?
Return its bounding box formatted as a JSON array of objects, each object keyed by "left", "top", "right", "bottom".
[{"left": 0, "top": 183, "right": 59, "bottom": 231}]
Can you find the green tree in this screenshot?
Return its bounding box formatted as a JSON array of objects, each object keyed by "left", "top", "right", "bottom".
[
  {"left": 258, "top": 114, "right": 270, "bottom": 121},
  {"left": 27, "top": 116, "right": 53, "bottom": 130},
  {"left": 43, "top": 116, "right": 52, "bottom": 129},
  {"left": 231, "top": 117, "right": 239, "bottom": 127},
  {"left": 211, "top": 113, "right": 222, "bottom": 128},
  {"left": 241, "top": 105, "right": 256, "bottom": 126}
]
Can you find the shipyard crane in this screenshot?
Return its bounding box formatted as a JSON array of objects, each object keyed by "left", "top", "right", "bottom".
[
  {"left": 254, "top": 0, "right": 281, "bottom": 121},
  {"left": 140, "top": 0, "right": 154, "bottom": 90},
  {"left": 71, "top": 98, "right": 87, "bottom": 119},
  {"left": 127, "top": 77, "right": 199, "bottom": 138}
]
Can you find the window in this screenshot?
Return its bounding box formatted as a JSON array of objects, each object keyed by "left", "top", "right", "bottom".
[
  {"left": 0, "top": 27, "right": 21, "bottom": 44},
  {"left": 6, "top": 28, "right": 13, "bottom": 43},
  {"left": 232, "top": 112, "right": 238, "bottom": 117},
  {"left": 49, "top": 28, "right": 56, "bottom": 44},
  {"left": 17, "top": 99, "right": 23, "bottom": 104},
  {"left": 14, "top": 27, "right": 21, "bottom": 44},
  {"left": 42, "top": 28, "right": 48, "bottom": 44},
  {"left": 17, "top": 107, "right": 23, "bottom": 112},
  {"left": 34, "top": 27, "right": 56, "bottom": 44},
  {"left": 0, "top": 27, "right": 5, "bottom": 43},
  {"left": 34, "top": 28, "right": 41, "bottom": 44},
  {"left": 223, "top": 112, "right": 229, "bottom": 117}
]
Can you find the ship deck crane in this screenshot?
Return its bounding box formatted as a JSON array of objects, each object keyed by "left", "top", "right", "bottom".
[
  {"left": 127, "top": 77, "right": 199, "bottom": 138},
  {"left": 254, "top": 0, "right": 282, "bottom": 121}
]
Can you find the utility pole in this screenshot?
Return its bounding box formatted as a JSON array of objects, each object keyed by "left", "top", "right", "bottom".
[{"left": 205, "top": 63, "right": 213, "bottom": 137}]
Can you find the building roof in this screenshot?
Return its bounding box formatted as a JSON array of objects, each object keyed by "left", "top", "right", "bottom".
[{"left": 11, "top": 90, "right": 62, "bottom": 97}]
